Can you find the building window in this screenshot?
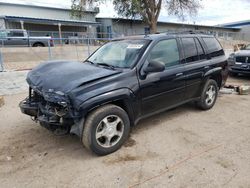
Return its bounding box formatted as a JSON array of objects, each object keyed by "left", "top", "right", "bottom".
[
  {"left": 107, "top": 26, "right": 112, "bottom": 38},
  {"left": 144, "top": 27, "right": 150, "bottom": 35}
]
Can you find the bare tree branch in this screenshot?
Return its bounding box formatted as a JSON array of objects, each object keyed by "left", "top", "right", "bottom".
[{"left": 71, "top": 0, "right": 201, "bottom": 33}]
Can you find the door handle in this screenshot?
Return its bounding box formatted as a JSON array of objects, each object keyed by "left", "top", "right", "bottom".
[
  {"left": 204, "top": 66, "right": 210, "bottom": 69},
  {"left": 176, "top": 73, "right": 183, "bottom": 77}
]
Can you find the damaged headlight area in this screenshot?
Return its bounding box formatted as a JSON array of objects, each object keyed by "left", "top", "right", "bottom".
[{"left": 19, "top": 87, "right": 79, "bottom": 136}]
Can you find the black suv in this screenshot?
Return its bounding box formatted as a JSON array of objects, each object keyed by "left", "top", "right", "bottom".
[{"left": 20, "top": 33, "right": 228, "bottom": 155}]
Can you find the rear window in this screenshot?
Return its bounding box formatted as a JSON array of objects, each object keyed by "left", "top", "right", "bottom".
[{"left": 202, "top": 37, "right": 224, "bottom": 58}]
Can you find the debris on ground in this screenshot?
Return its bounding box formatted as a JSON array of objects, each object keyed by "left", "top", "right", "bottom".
[
  {"left": 220, "top": 85, "right": 237, "bottom": 94},
  {"left": 6, "top": 156, "right": 12, "bottom": 161},
  {"left": 221, "top": 84, "right": 250, "bottom": 95},
  {"left": 220, "top": 88, "right": 234, "bottom": 94},
  {"left": 239, "top": 85, "right": 250, "bottom": 95},
  {"left": 0, "top": 96, "right": 4, "bottom": 107}
]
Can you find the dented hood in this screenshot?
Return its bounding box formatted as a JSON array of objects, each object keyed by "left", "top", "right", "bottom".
[{"left": 27, "top": 61, "right": 121, "bottom": 94}]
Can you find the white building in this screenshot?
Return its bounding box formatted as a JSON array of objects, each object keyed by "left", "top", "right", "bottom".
[
  {"left": 0, "top": 2, "right": 100, "bottom": 38},
  {"left": 219, "top": 20, "right": 250, "bottom": 41}
]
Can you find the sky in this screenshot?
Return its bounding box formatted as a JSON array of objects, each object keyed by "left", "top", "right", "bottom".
[{"left": 1, "top": 0, "right": 250, "bottom": 26}]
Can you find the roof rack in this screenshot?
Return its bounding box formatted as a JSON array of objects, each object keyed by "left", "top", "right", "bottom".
[
  {"left": 165, "top": 30, "right": 212, "bottom": 35},
  {"left": 142, "top": 30, "right": 213, "bottom": 38}
]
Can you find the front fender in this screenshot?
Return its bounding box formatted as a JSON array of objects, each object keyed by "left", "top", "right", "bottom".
[
  {"left": 78, "top": 88, "right": 136, "bottom": 115},
  {"left": 71, "top": 88, "right": 136, "bottom": 138}
]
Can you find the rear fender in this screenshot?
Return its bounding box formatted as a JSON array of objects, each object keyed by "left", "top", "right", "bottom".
[{"left": 197, "top": 67, "right": 223, "bottom": 97}]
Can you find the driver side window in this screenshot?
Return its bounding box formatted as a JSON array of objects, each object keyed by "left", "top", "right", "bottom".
[{"left": 148, "top": 39, "right": 180, "bottom": 68}]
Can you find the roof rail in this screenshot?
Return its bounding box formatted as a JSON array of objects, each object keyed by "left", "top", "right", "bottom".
[{"left": 165, "top": 30, "right": 212, "bottom": 35}]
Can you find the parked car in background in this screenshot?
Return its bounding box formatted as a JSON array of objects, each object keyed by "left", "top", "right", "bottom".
[
  {"left": 228, "top": 44, "right": 250, "bottom": 76},
  {"left": 20, "top": 32, "right": 228, "bottom": 156},
  {"left": 0, "top": 29, "right": 53, "bottom": 47}
]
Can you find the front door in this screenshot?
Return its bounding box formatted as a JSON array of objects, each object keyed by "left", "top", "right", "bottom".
[{"left": 139, "top": 39, "right": 186, "bottom": 116}]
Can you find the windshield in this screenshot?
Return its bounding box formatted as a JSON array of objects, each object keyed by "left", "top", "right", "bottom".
[{"left": 87, "top": 39, "right": 148, "bottom": 68}]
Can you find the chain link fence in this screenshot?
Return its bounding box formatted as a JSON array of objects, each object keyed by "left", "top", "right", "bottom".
[
  {"left": 0, "top": 37, "right": 112, "bottom": 71},
  {"left": 0, "top": 30, "right": 249, "bottom": 72}
]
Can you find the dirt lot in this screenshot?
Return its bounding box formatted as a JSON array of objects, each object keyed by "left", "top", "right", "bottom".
[{"left": 0, "top": 76, "right": 250, "bottom": 188}]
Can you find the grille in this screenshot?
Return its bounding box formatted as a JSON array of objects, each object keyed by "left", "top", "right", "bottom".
[{"left": 236, "top": 56, "right": 250, "bottom": 63}]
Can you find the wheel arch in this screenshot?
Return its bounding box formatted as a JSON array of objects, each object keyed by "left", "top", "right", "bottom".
[
  {"left": 32, "top": 42, "right": 45, "bottom": 47},
  {"left": 78, "top": 88, "right": 136, "bottom": 125},
  {"left": 203, "top": 67, "right": 223, "bottom": 88},
  {"left": 209, "top": 73, "right": 222, "bottom": 88}
]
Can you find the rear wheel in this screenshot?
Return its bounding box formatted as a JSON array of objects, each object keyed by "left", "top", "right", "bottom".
[
  {"left": 33, "top": 43, "right": 45, "bottom": 47},
  {"left": 82, "top": 104, "right": 130, "bottom": 156},
  {"left": 197, "top": 79, "right": 218, "bottom": 110}
]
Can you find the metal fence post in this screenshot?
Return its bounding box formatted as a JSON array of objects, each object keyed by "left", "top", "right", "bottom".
[
  {"left": 0, "top": 40, "right": 4, "bottom": 72},
  {"left": 87, "top": 37, "right": 90, "bottom": 56},
  {"left": 75, "top": 41, "right": 79, "bottom": 61},
  {"left": 48, "top": 39, "right": 52, "bottom": 60}
]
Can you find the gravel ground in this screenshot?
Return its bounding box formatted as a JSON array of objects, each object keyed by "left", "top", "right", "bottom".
[
  {"left": 0, "top": 76, "right": 250, "bottom": 188},
  {"left": 0, "top": 70, "right": 28, "bottom": 95}
]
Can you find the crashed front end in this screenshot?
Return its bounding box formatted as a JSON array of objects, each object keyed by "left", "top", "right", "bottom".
[{"left": 19, "top": 86, "right": 81, "bottom": 136}]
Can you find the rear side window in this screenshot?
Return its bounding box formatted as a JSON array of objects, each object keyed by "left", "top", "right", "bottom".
[
  {"left": 7, "top": 31, "right": 24, "bottom": 37},
  {"left": 194, "top": 38, "right": 206, "bottom": 60},
  {"left": 181, "top": 38, "right": 199, "bottom": 63},
  {"left": 148, "top": 39, "right": 180, "bottom": 68},
  {"left": 202, "top": 37, "right": 224, "bottom": 58}
]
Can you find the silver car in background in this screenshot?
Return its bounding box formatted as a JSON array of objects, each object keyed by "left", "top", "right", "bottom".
[{"left": 0, "top": 29, "right": 53, "bottom": 47}]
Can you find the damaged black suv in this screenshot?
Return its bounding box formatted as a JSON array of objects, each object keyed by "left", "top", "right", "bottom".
[{"left": 20, "top": 32, "right": 228, "bottom": 155}]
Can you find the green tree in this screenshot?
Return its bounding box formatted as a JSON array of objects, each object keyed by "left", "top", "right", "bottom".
[{"left": 71, "top": 0, "right": 201, "bottom": 33}]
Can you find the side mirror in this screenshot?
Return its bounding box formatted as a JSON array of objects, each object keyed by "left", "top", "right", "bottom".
[{"left": 144, "top": 60, "right": 165, "bottom": 74}]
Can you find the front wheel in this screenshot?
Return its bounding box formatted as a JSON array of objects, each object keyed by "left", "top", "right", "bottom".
[
  {"left": 196, "top": 79, "right": 218, "bottom": 110},
  {"left": 82, "top": 104, "right": 130, "bottom": 156}
]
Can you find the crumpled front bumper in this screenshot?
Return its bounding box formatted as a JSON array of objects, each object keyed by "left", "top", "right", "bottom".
[
  {"left": 19, "top": 87, "right": 83, "bottom": 136},
  {"left": 19, "top": 98, "right": 38, "bottom": 117}
]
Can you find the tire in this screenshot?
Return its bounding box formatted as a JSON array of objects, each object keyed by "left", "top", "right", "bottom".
[
  {"left": 196, "top": 79, "right": 218, "bottom": 110},
  {"left": 82, "top": 104, "right": 130, "bottom": 156},
  {"left": 33, "top": 43, "right": 45, "bottom": 47}
]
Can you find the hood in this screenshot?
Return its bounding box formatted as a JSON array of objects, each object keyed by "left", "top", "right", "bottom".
[
  {"left": 27, "top": 61, "right": 121, "bottom": 94},
  {"left": 235, "top": 50, "right": 250, "bottom": 56}
]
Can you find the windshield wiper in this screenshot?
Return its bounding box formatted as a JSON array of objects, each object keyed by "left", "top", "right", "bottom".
[
  {"left": 96, "top": 63, "right": 116, "bottom": 70},
  {"left": 85, "top": 60, "right": 94, "bottom": 64}
]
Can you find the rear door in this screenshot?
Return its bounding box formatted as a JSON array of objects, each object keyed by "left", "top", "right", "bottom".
[
  {"left": 181, "top": 37, "right": 210, "bottom": 100},
  {"left": 139, "top": 38, "right": 186, "bottom": 116}
]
